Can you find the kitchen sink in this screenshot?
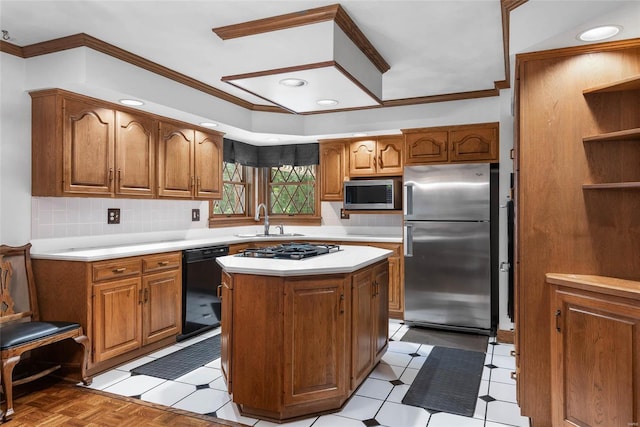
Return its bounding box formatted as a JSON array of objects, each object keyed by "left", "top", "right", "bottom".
[{"left": 235, "top": 233, "right": 305, "bottom": 238}]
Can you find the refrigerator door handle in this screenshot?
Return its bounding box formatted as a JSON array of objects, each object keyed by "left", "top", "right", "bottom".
[
  {"left": 404, "top": 183, "right": 414, "bottom": 216},
  {"left": 404, "top": 224, "right": 414, "bottom": 257}
]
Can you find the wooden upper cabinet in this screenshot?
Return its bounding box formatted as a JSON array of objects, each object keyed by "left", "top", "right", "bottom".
[
  {"left": 194, "top": 130, "right": 223, "bottom": 199},
  {"left": 63, "top": 98, "right": 116, "bottom": 196},
  {"left": 404, "top": 130, "right": 448, "bottom": 165},
  {"left": 158, "top": 121, "right": 194, "bottom": 199},
  {"left": 450, "top": 123, "right": 499, "bottom": 162},
  {"left": 319, "top": 141, "right": 347, "bottom": 201},
  {"left": 115, "top": 111, "right": 156, "bottom": 197},
  {"left": 349, "top": 136, "right": 403, "bottom": 177},
  {"left": 158, "top": 121, "right": 223, "bottom": 200},
  {"left": 403, "top": 122, "right": 499, "bottom": 165}
]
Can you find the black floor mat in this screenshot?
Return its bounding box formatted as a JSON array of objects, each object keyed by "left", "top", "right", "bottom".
[
  {"left": 131, "top": 335, "right": 221, "bottom": 380},
  {"left": 400, "top": 326, "right": 488, "bottom": 353},
  {"left": 402, "top": 346, "right": 485, "bottom": 417}
]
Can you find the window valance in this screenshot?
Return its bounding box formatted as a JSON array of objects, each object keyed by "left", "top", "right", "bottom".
[{"left": 223, "top": 138, "right": 319, "bottom": 167}]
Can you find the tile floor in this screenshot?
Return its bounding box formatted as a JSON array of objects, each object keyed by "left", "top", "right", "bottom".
[{"left": 86, "top": 320, "right": 530, "bottom": 427}]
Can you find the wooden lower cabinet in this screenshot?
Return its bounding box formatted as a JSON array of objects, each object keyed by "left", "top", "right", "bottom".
[
  {"left": 32, "top": 251, "right": 182, "bottom": 374},
  {"left": 548, "top": 274, "right": 640, "bottom": 427},
  {"left": 225, "top": 260, "right": 388, "bottom": 422}
]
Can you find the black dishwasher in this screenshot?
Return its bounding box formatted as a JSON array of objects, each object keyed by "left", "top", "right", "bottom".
[{"left": 178, "top": 245, "right": 229, "bottom": 341}]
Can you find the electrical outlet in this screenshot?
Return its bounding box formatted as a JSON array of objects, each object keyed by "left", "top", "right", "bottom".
[
  {"left": 192, "top": 208, "right": 200, "bottom": 222},
  {"left": 340, "top": 208, "right": 350, "bottom": 219},
  {"left": 107, "top": 208, "right": 120, "bottom": 224}
]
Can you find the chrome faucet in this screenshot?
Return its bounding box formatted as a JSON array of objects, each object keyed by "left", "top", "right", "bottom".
[{"left": 255, "top": 203, "right": 270, "bottom": 235}]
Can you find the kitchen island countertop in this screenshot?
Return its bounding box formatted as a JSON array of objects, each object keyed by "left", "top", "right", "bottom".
[{"left": 216, "top": 245, "right": 392, "bottom": 276}]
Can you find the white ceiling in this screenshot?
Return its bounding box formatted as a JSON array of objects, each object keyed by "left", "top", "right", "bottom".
[{"left": 1, "top": 0, "right": 639, "bottom": 143}]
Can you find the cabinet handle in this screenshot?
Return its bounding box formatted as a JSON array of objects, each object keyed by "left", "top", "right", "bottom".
[
  {"left": 217, "top": 284, "right": 222, "bottom": 299},
  {"left": 373, "top": 155, "right": 377, "bottom": 169},
  {"left": 339, "top": 294, "right": 345, "bottom": 314},
  {"left": 117, "top": 168, "right": 122, "bottom": 183},
  {"left": 378, "top": 155, "right": 383, "bottom": 169},
  {"left": 196, "top": 176, "right": 201, "bottom": 193},
  {"left": 138, "top": 289, "right": 144, "bottom": 304},
  {"left": 510, "top": 371, "right": 517, "bottom": 380},
  {"left": 157, "top": 261, "right": 169, "bottom": 266},
  {"left": 190, "top": 176, "right": 195, "bottom": 189},
  {"left": 555, "top": 309, "right": 561, "bottom": 332},
  {"left": 112, "top": 267, "right": 126, "bottom": 273},
  {"left": 108, "top": 168, "right": 114, "bottom": 182},
  {"left": 143, "top": 288, "right": 149, "bottom": 303}
]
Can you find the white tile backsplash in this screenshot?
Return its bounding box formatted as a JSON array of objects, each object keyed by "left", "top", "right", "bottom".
[{"left": 32, "top": 197, "right": 209, "bottom": 239}]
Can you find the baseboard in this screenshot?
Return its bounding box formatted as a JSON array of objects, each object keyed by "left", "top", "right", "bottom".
[{"left": 496, "top": 329, "right": 514, "bottom": 344}]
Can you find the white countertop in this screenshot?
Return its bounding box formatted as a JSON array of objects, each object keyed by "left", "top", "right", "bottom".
[
  {"left": 30, "top": 227, "right": 401, "bottom": 262},
  {"left": 216, "top": 245, "right": 392, "bottom": 277}
]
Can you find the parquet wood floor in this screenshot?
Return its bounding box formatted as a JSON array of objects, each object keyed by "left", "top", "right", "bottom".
[{"left": 2, "top": 378, "right": 243, "bottom": 426}]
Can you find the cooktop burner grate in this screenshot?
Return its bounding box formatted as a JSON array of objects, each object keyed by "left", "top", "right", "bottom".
[{"left": 239, "top": 243, "right": 340, "bottom": 260}]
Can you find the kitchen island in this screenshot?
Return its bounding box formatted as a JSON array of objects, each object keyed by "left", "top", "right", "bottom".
[{"left": 216, "top": 244, "right": 391, "bottom": 422}]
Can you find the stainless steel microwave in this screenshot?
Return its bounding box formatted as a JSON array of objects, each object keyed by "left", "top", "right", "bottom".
[{"left": 343, "top": 178, "right": 402, "bottom": 210}]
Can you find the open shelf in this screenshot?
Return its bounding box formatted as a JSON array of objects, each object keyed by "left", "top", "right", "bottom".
[
  {"left": 583, "top": 128, "right": 640, "bottom": 143},
  {"left": 583, "top": 182, "right": 640, "bottom": 190},
  {"left": 583, "top": 74, "right": 640, "bottom": 94}
]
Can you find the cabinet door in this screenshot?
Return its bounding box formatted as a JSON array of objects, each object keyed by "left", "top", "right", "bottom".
[
  {"left": 349, "top": 139, "right": 377, "bottom": 176},
  {"left": 284, "top": 277, "right": 348, "bottom": 405},
  {"left": 194, "top": 130, "right": 223, "bottom": 199},
  {"left": 158, "top": 121, "right": 194, "bottom": 198},
  {"left": 63, "top": 98, "right": 115, "bottom": 195},
  {"left": 404, "top": 130, "right": 448, "bottom": 165},
  {"left": 220, "top": 271, "right": 233, "bottom": 392},
  {"left": 351, "top": 268, "right": 374, "bottom": 389},
  {"left": 387, "top": 256, "right": 403, "bottom": 318},
  {"left": 373, "top": 261, "right": 389, "bottom": 359},
  {"left": 92, "top": 277, "right": 142, "bottom": 362},
  {"left": 376, "top": 136, "right": 403, "bottom": 175},
  {"left": 115, "top": 111, "right": 156, "bottom": 198},
  {"left": 551, "top": 289, "right": 640, "bottom": 427},
  {"left": 320, "top": 141, "right": 347, "bottom": 201},
  {"left": 142, "top": 270, "right": 181, "bottom": 345},
  {"left": 449, "top": 124, "right": 498, "bottom": 162}
]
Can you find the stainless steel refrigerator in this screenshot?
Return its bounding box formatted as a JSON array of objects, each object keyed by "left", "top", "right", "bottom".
[{"left": 403, "top": 163, "right": 493, "bottom": 333}]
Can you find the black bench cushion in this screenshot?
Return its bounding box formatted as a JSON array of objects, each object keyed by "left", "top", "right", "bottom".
[{"left": 0, "top": 321, "right": 81, "bottom": 350}]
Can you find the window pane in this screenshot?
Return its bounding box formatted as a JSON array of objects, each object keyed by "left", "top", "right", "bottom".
[
  {"left": 268, "top": 165, "right": 316, "bottom": 215},
  {"left": 213, "top": 162, "right": 247, "bottom": 215}
]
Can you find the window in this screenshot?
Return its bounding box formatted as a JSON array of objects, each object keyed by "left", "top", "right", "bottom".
[
  {"left": 213, "top": 162, "right": 249, "bottom": 215},
  {"left": 268, "top": 165, "right": 317, "bottom": 216}
]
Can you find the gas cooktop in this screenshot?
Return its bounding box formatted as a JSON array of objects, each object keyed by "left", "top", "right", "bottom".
[{"left": 239, "top": 243, "right": 340, "bottom": 260}]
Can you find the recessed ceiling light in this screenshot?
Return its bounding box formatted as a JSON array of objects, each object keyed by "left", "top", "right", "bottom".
[
  {"left": 317, "top": 99, "right": 339, "bottom": 106},
  {"left": 353, "top": 133, "right": 368, "bottom": 137},
  {"left": 200, "top": 122, "right": 219, "bottom": 128},
  {"left": 578, "top": 25, "right": 622, "bottom": 42},
  {"left": 119, "top": 99, "right": 144, "bottom": 106},
  {"left": 279, "top": 78, "right": 307, "bottom": 87}
]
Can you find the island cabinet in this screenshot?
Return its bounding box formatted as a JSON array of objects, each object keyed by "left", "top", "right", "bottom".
[
  {"left": 223, "top": 260, "right": 389, "bottom": 422},
  {"left": 402, "top": 122, "right": 499, "bottom": 165},
  {"left": 158, "top": 120, "right": 223, "bottom": 200},
  {"left": 547, "top": 274, "right": 640, "bottom": 427},
  {"left": 32, "top": 252, "right": 182, "bottom": 375},
  {"left": 351, "top": 261, "right": 389, "bottom": 389},
  {"left": 31, "top": 89, "right": 157, "bottom": 198}
]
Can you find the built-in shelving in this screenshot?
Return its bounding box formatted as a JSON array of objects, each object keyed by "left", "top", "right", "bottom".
[
  {"left": 583, "top": 74, "right": 640, "bottom": 94},
  {"left": 583, "top": 182, "right": 640, "bottom": 190},
  {"left": 583, "top": 128, "right": 640, "bottom": 143}
]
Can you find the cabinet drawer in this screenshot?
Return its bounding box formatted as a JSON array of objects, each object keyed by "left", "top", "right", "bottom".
[
  {"left": 142, "top": 252, "right": 182, "bottom": 273},
  {"left": 92, "top": 258, "right": 142, "bottom": 282}
]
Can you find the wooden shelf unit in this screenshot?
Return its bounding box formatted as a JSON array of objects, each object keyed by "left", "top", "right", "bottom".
[
  {"left": 583, "top": 182, "right": 640, "bottom": 190},
  {"left": 582, "top": 127, "right": 640, "bottom": 142},
  {"left": 582, "top": 74, "right": 640, "bottom": 94}
]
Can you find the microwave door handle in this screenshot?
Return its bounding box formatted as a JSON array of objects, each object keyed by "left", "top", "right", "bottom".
[
  {"left": 404, "top": 184, "right": 413, "bottom": 216},
  {"left": 404, "top": 224, "right": 414, "bottom": 257}
]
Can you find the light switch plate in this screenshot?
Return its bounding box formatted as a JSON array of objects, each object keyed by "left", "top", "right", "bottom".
[
  {"left": 107, "top": 208, "right": 120, "bottom": 224},
  {"left": 192, "top": 209, "right": 200, "bottom": 222}
]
